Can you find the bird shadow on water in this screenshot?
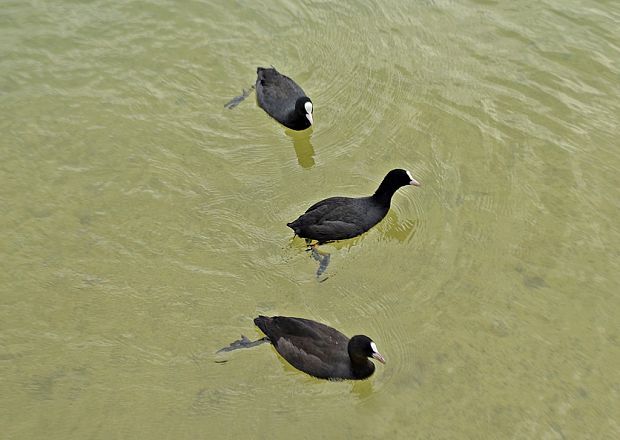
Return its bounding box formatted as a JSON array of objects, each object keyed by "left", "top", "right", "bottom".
[{"left": 285, "top": 127, "right": 315, "bottom": 169}]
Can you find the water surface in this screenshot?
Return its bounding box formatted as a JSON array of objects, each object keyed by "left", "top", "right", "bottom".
[{"left": 1, "top": 0, "right": 619, "bottom": 438}]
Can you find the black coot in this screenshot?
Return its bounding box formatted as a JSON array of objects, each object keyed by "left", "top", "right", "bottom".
[
  {"left": 254, "top": 315, "right": 385, "bottom": 380},
  {"left": 288, "top": 169, "right": 420, "bottom": 244},
  {"left": 256, "top": 67, "right": 313, "bottom": 131}
]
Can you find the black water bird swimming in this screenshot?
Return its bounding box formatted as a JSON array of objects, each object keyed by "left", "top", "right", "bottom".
[
  {"left": 288, "top": 169, "right": 420, "bottom": 243},
  {"left": 256, "top": 67, "right": 313, "bottom": 130},
  {"left": 225, "top": 67, "right": 313, "bottom": 131},
  {"left": 219, "top": 315, "right": 385, "bottom": 380},
  {"left": 287, "top": 169, "right": 420, "bottom": 276}
]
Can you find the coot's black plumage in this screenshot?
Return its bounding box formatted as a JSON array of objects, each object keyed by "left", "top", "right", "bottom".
[
  {"left": 287, "top": 169, "right": 420, "bottom": 243},
  {"left": 256, "top": 67, "right": 313, "bottom": 131},
  {"left": 254, "top": 315, "right": 385, "bottom": 380}
]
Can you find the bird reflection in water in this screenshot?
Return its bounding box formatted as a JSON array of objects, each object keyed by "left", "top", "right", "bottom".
[
  {"left": 380, "top": 213, "right": 419, "bottom": 243},
  {"left": 285, "top": 127, "right": 316, "bottom": 169}
]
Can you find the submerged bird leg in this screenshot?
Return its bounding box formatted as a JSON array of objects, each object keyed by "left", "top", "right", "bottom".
[
  {"left": 315, "top": 252, "right": 331, "bottom": 278},
  {"left": 306, "top": 243, "right": 331, "bottom": 278},
  {"left": 224, "top": 85, "right": 256, "bottom": 109},
  {"left": 216, "top": 335, "right": 269, "bottom": 353}
]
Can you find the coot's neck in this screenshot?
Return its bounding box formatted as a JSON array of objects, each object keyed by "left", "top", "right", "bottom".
[
  {"left": 286, "top": 108, "right": 310, "bottom": 130},
  {"left": 349, "top": 354, "right": 375, "bottom": 380},
  {"left": 348, "top": 345, "right": 376, "bottom": 379},
  {"left": 371, "top": 178, "right": 401, "bottom": 207}
]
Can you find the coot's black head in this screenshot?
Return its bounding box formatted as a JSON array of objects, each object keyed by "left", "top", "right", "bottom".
[
  {"left": 348, "top": 335, "right": 386, "bottom": 364},
  {"left": 385, "top": 169, "right": 420, "bottom": 188},
  {"left": 295, "top": 97, "right": 313, "bottom": 126},
  {"left": 373, "top": 168, "right": 420, "bottom": 202}
]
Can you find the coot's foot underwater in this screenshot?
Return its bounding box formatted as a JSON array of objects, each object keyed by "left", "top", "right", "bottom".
[
  {"left": 216, "top": 335, "right": 269, "bottom": 354},
  {"left": 306, "top": 242, "right": 331, "bottom": 278},
  {"left": 224, "top": 85, "right": 255, "bottom": 109}
]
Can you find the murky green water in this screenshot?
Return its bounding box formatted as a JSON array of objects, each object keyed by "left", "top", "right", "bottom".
[{"left": 2, "top": 0, "right": 619, "bottom": 438}]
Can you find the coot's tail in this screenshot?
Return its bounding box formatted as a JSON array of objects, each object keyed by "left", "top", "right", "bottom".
[
  {"left": 253, "top": 315, "right": 271, "bottom": 334},
  {"left": 286, "top": 221, "right": 300, "bottom": 235},
  {"left": 257, "top": 66, "right": 277, "bottom": 77},
  {"left": 224, "top": 85, "right": 255, "bottom": 109}
]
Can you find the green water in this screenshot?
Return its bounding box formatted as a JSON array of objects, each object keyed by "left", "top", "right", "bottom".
[{"left": 1, "top": 0, "right": 619, "bottom": 438}]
